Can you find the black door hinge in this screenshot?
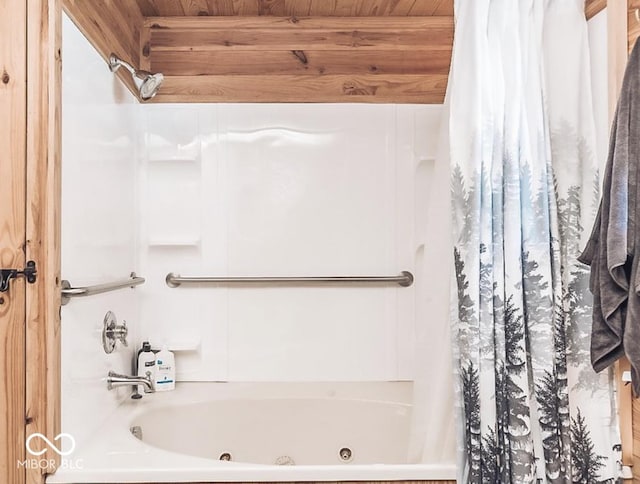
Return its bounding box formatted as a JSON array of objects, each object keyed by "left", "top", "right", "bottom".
[{"left": 0, "top": 260, "right": 37, "bottom": 292}]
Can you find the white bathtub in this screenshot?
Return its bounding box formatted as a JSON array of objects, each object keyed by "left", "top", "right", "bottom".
[{"left": 47, "top": 382, "right": 456, "bottom": 483}]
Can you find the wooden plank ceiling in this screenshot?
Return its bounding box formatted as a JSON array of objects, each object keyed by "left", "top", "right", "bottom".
[
  {"left": 63, "top": 0, "right": 453, "bottom": 103},
  {"left": 63, "top": 0, "right": 594, "bottom": 103}
]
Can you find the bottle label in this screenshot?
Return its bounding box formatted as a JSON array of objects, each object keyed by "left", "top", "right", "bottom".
[{"left": 144, "top": 361, "right": 155, "bottom": 367}]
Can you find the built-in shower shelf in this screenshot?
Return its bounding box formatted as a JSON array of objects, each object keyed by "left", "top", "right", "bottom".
[
  {"left": 167, "top": 340, "right": 201, "bottom": 352},
  {"left": 415, "top": 157, "right": 436, "bottom": 168},
  {"left": 147, "top": 339, "right": 201, "bottom": 353},
  {"left": 147, "top": 237, "right": 201, "bottom": 247},
  {"left": 144, "top": 157, "right": 200, "bottom": 165}
]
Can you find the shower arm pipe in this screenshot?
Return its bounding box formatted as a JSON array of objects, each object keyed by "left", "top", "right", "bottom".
[
  {"left": 165, "top": 271, "right": 414, "bottom": 288},
  {"left": 113, "top": 57, "right": 136, "bottom": 77},
  {"left": 61, "top": 273, "right": 145, "bottom": 306}
]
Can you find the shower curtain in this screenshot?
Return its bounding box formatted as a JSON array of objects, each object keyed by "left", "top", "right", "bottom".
[{"left": 449, "top": 0, "right": 619, "bottom": 482}]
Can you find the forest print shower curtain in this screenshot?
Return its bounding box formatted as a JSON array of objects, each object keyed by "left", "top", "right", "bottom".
[{"left": 449, "top": 1, "right": 619, "bottom": 482}]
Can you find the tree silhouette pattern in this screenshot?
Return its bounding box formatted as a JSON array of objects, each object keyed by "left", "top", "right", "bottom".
[
  {"left": 452, "top": 149, "right": 614, "bottom": 482},
  {"left": 571, "top": 409, "right": 606, "bottom": 483}
]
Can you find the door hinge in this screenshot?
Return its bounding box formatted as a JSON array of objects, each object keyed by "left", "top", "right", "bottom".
[{"left": 0, "top": 260, "right": 37, "bottom": 292}]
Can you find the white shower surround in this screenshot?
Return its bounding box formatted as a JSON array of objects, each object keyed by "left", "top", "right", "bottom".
[{"left": 59, "top": 11, "right": 457, "bottom": 483}]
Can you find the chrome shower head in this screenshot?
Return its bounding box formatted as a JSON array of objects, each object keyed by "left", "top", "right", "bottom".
[
  {"left": 137, "top": 71, "right": 164, "bottom": 100},
  {"left": 108, "top": 53, "right": 164, "bottom": 101}
]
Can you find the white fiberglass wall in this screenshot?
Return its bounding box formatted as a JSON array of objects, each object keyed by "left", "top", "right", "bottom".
[
  {"left": 137, "top": 103, "right": 447, "bottom": 382},
  {"left": 61, "top": 14, "right": 140, "bottom": 448}
]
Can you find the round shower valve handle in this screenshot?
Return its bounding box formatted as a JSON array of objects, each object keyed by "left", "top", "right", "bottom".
[
  {"left": 109, "top": 323, "right": 128, "bottom": 346},
  {"left": 102, "top": 310, "right": 129, "bottom": 354}
]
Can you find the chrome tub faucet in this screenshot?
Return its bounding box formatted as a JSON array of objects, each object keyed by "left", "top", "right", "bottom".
[{"left": 106, "top": 371, "right": 154, "bottom": 395}]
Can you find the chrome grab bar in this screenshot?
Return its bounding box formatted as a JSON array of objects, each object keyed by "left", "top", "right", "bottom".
[
  {"left": 61, "top": 272, "right": 145, "bottom": 305},
  {"left": 165, "top": 271, "right": 414, "bottom": 288}
]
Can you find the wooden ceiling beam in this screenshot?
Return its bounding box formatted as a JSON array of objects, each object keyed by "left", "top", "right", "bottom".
[{"left": 153, "top": 73, "right": 449, "bottom": 103}]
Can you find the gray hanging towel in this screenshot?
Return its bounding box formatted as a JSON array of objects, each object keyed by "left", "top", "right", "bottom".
[{"left": 579, "top": 38, "right": 640, "bottom": 394}]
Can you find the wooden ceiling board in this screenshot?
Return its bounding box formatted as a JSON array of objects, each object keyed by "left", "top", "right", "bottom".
[
  {"left": 149, "top": 28, "right": 452, "bottom": 52},
  {"left": 145, "top": 16, "right": 454, "bottom": 51},
  {"left": 144, "top": 15, "right": 453, "bottom": 29},
  {"left": 181, "top": 0, "right": 210, "bottom": 14},
  {"left": 429, "top": 0, "right": 452, "bottom": 15},
  {"left": 137, "top": 0, "right": 453, "bottom": 16},
  {"left": 150, "top": 49, "right": 452, "bottom": 76},
  {"left": 136, "top": 0, "right": 161, "bottom": 16},
  {"left": 154, "top": 73, "right": 449, "bottom": 103}
]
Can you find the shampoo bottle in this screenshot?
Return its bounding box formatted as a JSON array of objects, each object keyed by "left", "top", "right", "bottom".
[
  {"left": 154, "top": 345, "right": 175, "bottom": 391},
  {"left": 137, "top": 341, "right": 156, "bottom": 393}
]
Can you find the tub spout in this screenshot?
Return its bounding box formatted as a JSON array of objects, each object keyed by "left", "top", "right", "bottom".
[{"left": 107, "top": 371, "right": 154, "bottom": 393}]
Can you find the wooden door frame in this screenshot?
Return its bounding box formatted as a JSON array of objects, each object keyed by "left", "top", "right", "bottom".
[
  {"left": 0, "top": 0, "right": 28, "bottom": 482},
  {"left": 24, "top": 2, "right": 62, "bottom": 484},
  {"left": 1, "top": 1, "right": 61, "bottom": 484}
]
